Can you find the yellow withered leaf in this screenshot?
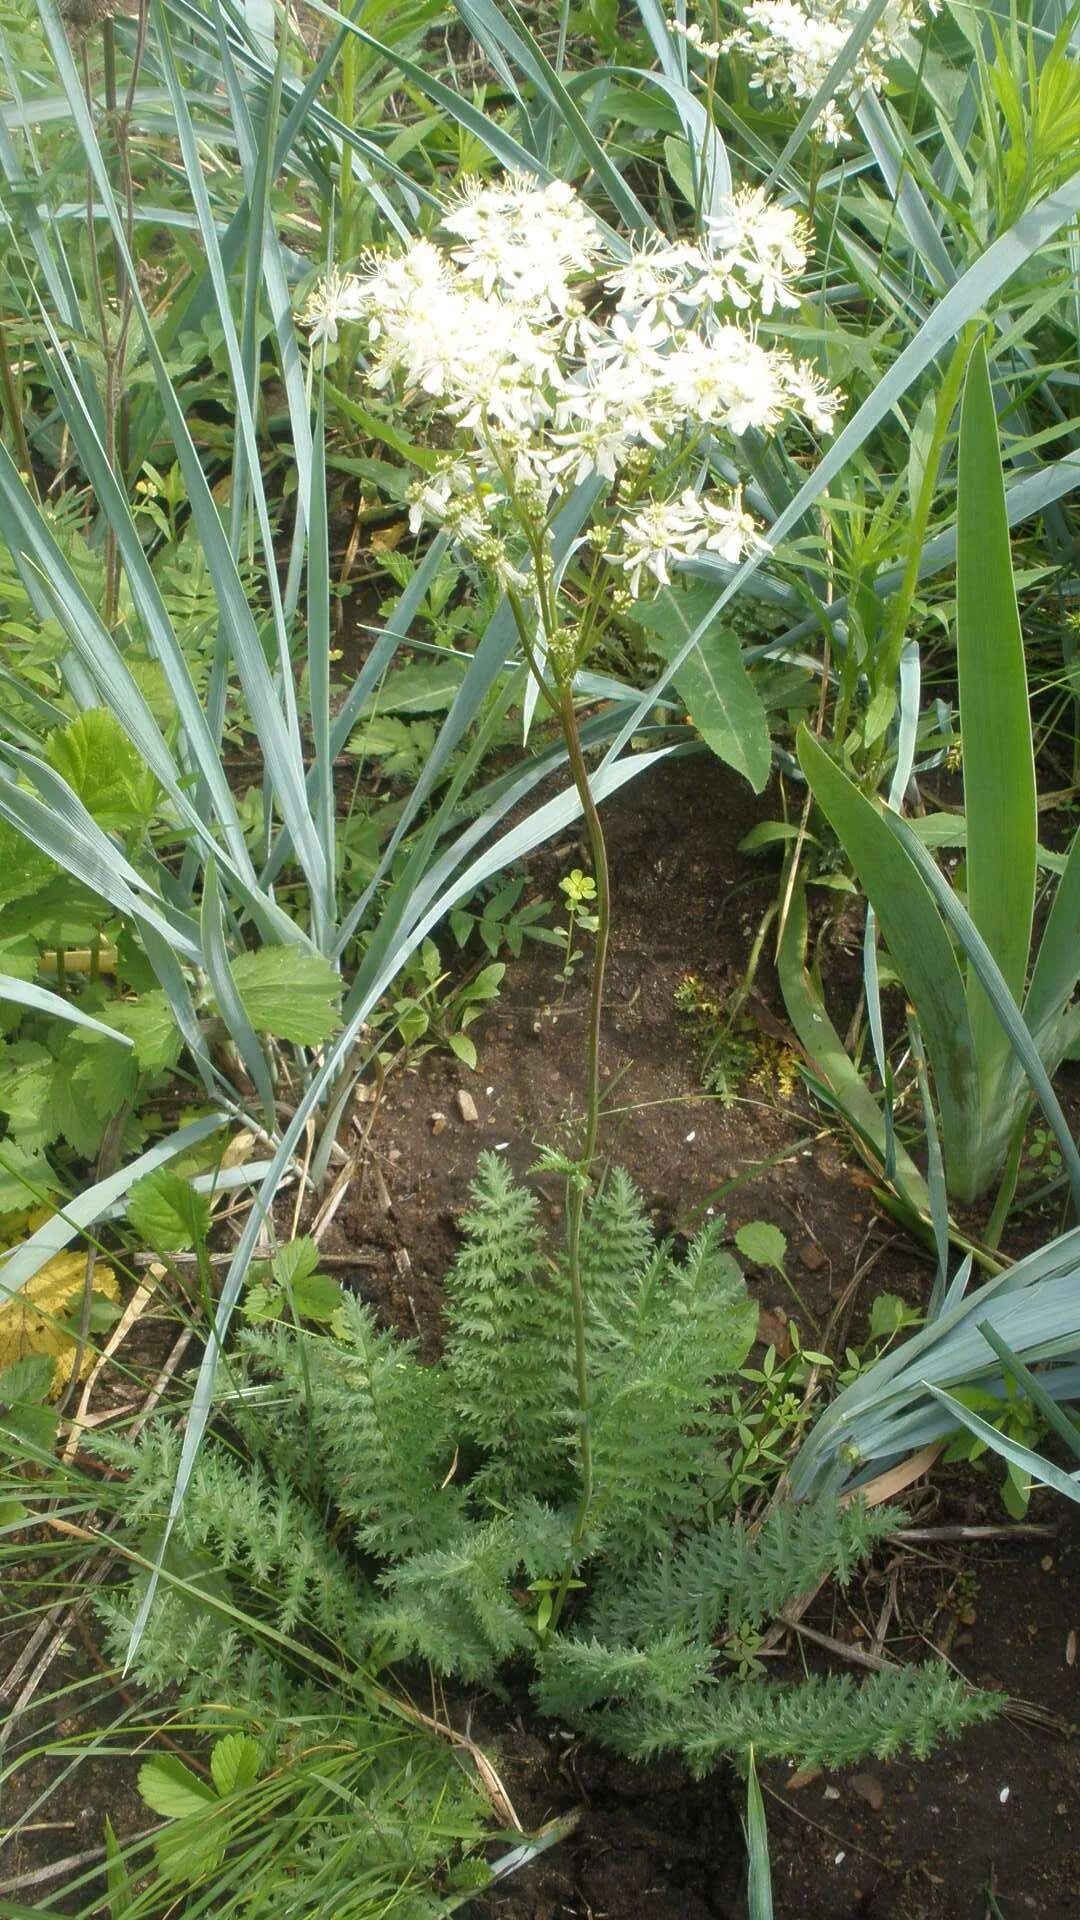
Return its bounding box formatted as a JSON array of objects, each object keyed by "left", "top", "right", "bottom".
[{"left": 0, "top": 1252, "right": 119, "bottom": 1389}]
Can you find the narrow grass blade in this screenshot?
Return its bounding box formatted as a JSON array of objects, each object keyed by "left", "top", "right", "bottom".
[
  {"left": 856, "top": 93, "right": 955, "bottom": 289},
  {"left": 924, "top": 1385, "right": 1080, "bottom": 1507},
  {"left": 775, "top": 873, "right": 929, "bottom": 1213},
  {"left": 0, "top": 1116, "right": 223, "bottom": 1298},
  {"left": 977, "top": 1320, "right": 1080, "bottom": 1464},
  {"left": 884, "top": 811, "right": 1080, "bottom": 1212},
  {"left": 797, "top": 725, "right": 981, "bottom": 1184},
  {"left": 0, "top": 979, "right": 132, "bottom": 1042},
  {"left": 1024, "top": 826, "right": 1080, "bottom": 1060},
  {"left": 32, "top": 0, "right": 328, "bottom": 909},
  {"left": 0, "top": 761, "right": 201, "bottom": 961},
  {"left": 745, "top": 1748, "right": 774, "bottom": 1920},
  {"left": 200, "top": 858, "right": 277, "bottom": 1129},
  {"left": 452, "top": 0, "right": 653, "bottom": 229},
  {"left": 956, "top": 338, "right": 1037, "bottom": 1097}
]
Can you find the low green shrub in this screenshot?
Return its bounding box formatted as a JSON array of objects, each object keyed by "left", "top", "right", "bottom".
[{"left": 99, "top": 1155, "right": 997, "bottom": 1776}]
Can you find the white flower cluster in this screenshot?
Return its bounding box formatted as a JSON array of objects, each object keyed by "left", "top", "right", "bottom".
[
  {"left": 619, "top": 488, "right": 760, "bottom": 595},
  {"left": 722, "top": 0, "right": 934, "bottom": 145},
  {"left": 301, "top": 174, "right": 837, "bottom": 608}
]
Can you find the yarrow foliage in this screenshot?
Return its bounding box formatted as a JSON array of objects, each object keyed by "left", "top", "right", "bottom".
[{"left": 301, "top": 174, "right": 837, "bottom": 658}]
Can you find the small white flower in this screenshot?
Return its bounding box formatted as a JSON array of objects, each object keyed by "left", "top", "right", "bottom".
[
  {"left": 616, "top": 489, "right": 709, "bottom": 596},
  {"left": 669, "top": 16, "right": 722, "bottom": 57},
  {"left": 299, "top": 268, "right": 366, "bottom": 347},
  {"left": 723, "top": 0, "right": 935, "bottom": 145}
]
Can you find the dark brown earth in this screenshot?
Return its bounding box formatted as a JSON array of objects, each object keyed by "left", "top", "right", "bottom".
[{"left": 3, "top": 751, "right": 1077, "bottom": 1918}]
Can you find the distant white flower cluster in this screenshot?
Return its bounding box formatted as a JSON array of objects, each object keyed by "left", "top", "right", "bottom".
[
  {"left": 302, "top": 174, "right": 837, "bottom": 619},
  {"left": 721, "top": 0, "right": 933, "bottom": 144}
]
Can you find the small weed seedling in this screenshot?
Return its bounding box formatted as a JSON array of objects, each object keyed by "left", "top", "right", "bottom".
[{"left": 555, "top": 868, "right": 599, "bottom": 1002}]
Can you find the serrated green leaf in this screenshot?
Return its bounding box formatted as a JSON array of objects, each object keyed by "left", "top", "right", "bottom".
[
  {"left": 735, "top": 1222, "right": 788, "bottom": 1272},
  {"left": 0, "top": 936, "right": 38, "bottom": 984},
  {"left": 363, "top": 658, "right": 468, "bottom": 715},
  {"left": 71, "top": 1029, "right": 140, "bottom": 1120},
  {"left": 127, "top": 1170, "right": 211, "bottom": 1254},
  {"left": 0, "top": 1042, "right": 61, "bottom": 1151},
  {"left": 108, "top": 992, "right": 183, "bottom": 1073},
  {"left": 45, "top": 709, "right": 157, "bottom": 835},
  {"left": 209, "top": 1732, "right": 260, "bottom": 1799},
  {"left": 0, "top": 820, "right": 58, "bottom": 912},
  {"left": 290, "top": 1270, "right": 344, "bottom": 1322},
  {"left": 228, "top": 948, "right": 342, "bottom": 1045},
  {"left": 137, "top": 1754, "right": 217, "bottom": 1821},
  {"left": 0, "top": 1140, "right": 56, "bottom": 1213},
  {"left": 0, "top": 1354, "right": 56, "bottom": 1406},
  {"left": 271, "top": 1238, "right": 319, "bottom": 1289},
  {"left": 347, "top": 714, "right": 437, "bottom": 778},
  {"left": 868, "top": 1292, "right": 913, "bottom": 1340}
]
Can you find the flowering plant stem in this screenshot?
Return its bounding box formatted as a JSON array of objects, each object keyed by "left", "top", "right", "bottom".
[{"left": 548, "top": 671, "right": 611, "bottom": 1630}]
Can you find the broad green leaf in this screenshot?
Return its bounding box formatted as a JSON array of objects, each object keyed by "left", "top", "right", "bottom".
[
  {"left": 229, "top": 947, "right": 342, "bottom": 1045},
  {"left": 0, "top": 819, "right": 57, "bottom": 910},
  {"left": 735, "top": 1222, "right": 787, "bottom": 1271},
  {"left": 347, "top": 714, "right": 437, "bottom": 778},
  {"left": 290, "top": 1269, "right": 344, "bottom": 1322},
  {"left": 629, "top": 588, "right": 770, "bottom": 791},
  {"left": 45, "top": 709, "right": 157, "bottom": 834},
  {"left": 272, "top": 1237, "right": 320, "bottom": 1289},
  {"left": 128, "top": 1169, "right": 211, "bottom": 1253},
  {"left": 955, "top": 340, "right": 1036, "bottom": 1099},
  {"left": 210, "top": 1732, "right": 260, "bottom": 1798},
  {"left": 366, "top": 658, "right": 469, "bottom": 715},
  {"left": 448, "top": 1030, "right": 478, "bottom": 1069},
  {"left": 798, "top": 726, "right": 981, "bottom": 1196},
  {"left": 62, "top": 1029, "right": 140, "bottom": 1120},
  {"left": 738, "top": 822, "right": 811, "bottom": 854},
  {"left": 0, "top": 1140, "right": 57, "bottom": 1214},
  {"left": 0, "top": 1041, "right": 60, "bottom": 1152},
  {"left": 138, "top": 1754, "right": 217, "bottom": 1821},
  {"left": 108, "top": 991, "right": 183, "bottom": 1073},
  {"left": 0, "top": 1354, "right": 56, "bottom": 1405}
]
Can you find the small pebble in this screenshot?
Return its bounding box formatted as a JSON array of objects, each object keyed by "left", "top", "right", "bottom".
[
  {"left": 834, "top": 1852, "right": 846, "bottom": 1867},
  {"left": 456, "top": 1089, "right": 479, "bottom": 1124},
  {"left": 430, "top": 1111, "right": 447, "bottom": 1136},
  {"left": 999, "top": 1787, "right": 1010, "bottom": 1805},
  {"left": 685, "top": 1130, "right": 696, "bottom": 1144}
]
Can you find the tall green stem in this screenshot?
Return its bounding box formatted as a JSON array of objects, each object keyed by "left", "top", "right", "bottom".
[
  {"left": 868, "top": 329, "right": 974, "bottom": 766},
  {"left": 548, "top": 670, "right": 612, "bottom": 1630}
]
